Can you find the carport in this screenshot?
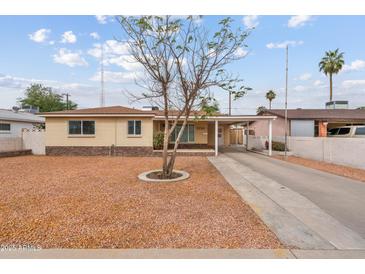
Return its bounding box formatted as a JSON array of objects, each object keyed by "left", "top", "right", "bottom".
[{"left": 206, "top": 115, "right": 277, "bottom": 157}]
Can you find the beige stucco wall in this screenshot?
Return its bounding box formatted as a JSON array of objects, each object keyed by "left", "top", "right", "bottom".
[{"left": 45, "top": 117, "right": 153, "bottom": 147}]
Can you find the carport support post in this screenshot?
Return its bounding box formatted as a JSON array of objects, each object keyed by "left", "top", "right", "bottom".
[
  {"left": 245, "top": 122, "right": 249, "bottom": 151},
  {"left": 215, "top": 120, "right": 218, "bottom": 157},
  {"left": 268, "top": 119, "right": 272, "bottom": 156}
]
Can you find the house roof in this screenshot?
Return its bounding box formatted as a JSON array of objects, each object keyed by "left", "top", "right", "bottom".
[
  {"left": 40, "top": 105, "right": 277, "bottom": 122},
  {"left": 259, "top": 109, "right": 365, "bottom": 121},
  {"left": 41, "top": 106, "right": 154, "bottom": 116},
  {"left": 41, "top": 106, "right": 220, "bottom": 118},
  {"left": 0, "top": 109, "right": 45, "bottom": 123}
]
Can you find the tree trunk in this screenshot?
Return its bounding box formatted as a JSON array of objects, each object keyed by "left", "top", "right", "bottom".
[
  {"left": 166, "top": 118, "right": 188, "bottom": 177},
  {"left": 269, "top": 100, "right": 272, "bottom": 109},
  {"left": 161, "top": 118, "right": 170, "bottom": 178},
  {"left": 329, "top": 73, "right": 333, "bottom": 102}
]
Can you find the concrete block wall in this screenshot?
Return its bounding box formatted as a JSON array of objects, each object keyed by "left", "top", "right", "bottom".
[
  {"left": 22, "top": 129, "right": 45, "bottom": 155},
  {"left": 0, "top": 137, "right": 23, "bottom": 152},
  {"left": 251, "top": 135, "right": 365, "bottom": 170}
]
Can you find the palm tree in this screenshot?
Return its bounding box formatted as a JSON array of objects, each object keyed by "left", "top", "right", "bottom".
[
  {"left": 319, "top": 49, "right": 345, "bottom": 102},
  {"left": 265, "top": 90, "right": 276, "bottom": 109}
]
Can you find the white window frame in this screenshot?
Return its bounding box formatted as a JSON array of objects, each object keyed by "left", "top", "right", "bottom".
[
  {"left": 68, "top": 120, "right": 95, "bottom": 136},
  {"left": 0, "top": 122, "right": 11, "bottom": 134},
  {"left": 170, "top": 123, "right": 195, "bottom": 144},
  {"left": 128, "top": 120, "right": 142, "bottom": 136}
]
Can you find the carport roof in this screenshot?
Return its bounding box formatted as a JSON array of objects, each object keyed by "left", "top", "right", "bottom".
[{"left": 259, "top": 109, "right": 365, "bottom": 121}]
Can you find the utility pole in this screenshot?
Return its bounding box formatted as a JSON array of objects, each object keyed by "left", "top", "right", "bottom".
[
  {"left": 228, "top": 91, "right": 232, "bottom": 116},
  {"left": 100, "top": 43, "right": 105, "bottom": 107},
  {"left": 284, "top": 45, "right": 289, "bottom": 159},
  {"left": 62, "top": 93, "right": 70, "bottom": 110}
]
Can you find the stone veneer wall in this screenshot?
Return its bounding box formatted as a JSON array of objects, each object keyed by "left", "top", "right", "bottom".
[
  {"left": 167, "top": 143, "right": 213, "bottom": 149},
  {"left": 46, "top": 146, "right": 154, "bottom": 156},
  {"left": 46, "top": 146, "right": 214, "bottom": 157},
  {"left": 0, "top": 149, "right": 32, "bottom": 158}
]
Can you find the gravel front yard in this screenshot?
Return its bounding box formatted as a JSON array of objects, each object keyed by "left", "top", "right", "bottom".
[
  {"left": 275, "top": 156, "right": 365, "bottom": 183},
  {"left": 0, "top": 156, "right": 282, "bottom": 249}
]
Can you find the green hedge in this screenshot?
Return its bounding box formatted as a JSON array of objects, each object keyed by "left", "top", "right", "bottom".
[
  {"left": 153, "top": 132, "right": 164, "bottom": 150},
  {"left": 265, "top": 141, "right": 286, "bottom": 151}
]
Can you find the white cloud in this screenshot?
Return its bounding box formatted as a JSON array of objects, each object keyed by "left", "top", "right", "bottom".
[
  {"left": 61, "top": 31, "right": 77, "bottom": 44},
  {"left": 53, "top": 48, "right": 88, "bottom": 67},
  {"left": 87, "top": 40, "right": 140, "bottom": 71},
  {"left": 242, "top": 15, "right": 259, "bottom": 29},
  {"left": 95, "top": 15, "right": 113, "bottom": 24},
  {"left": 266, "top": 40, "right": 304, "bottom": 49},
  {"left": 293, "top": 85, "right": 309, "bottom": 92},
  {"left": 88, "top": 40, "right": 129, "bottom": 59},
  {"left": 343, "top": 60, "right": 365, "bottom": 72},
  {"left": 234, "top": 47, "right": 248, "bottom": 57},
  {"left": 342, "top": 80, "right": 365, "bottom": 88},
  {"left": 107, "top": 55, "right": 142, "bottom": 71},
  {"left": 288, "top": 15, "right": 313, "bottom": 28},
  {"left": 28, "top": 28, "right": 51, "bottom": 43},
  {"left": 298, "top": 73, "right": 312, "bottom": 81},
  {"left": 313, "top": 80, "right": 323, "bottom": 86},
  {"left": 90, "top": 71, "right": 142, "bottom": 83},
  {"left": 90, "top": 32, "right": 100, "bottom": 40}
]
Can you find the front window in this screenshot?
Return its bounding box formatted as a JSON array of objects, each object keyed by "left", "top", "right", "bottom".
[
  {"left": 68, "top": 120, "right": 95, "bottom": 135},
  {"left": 0, "top": 123, "right": 11, "bottom": 132},
  {"left": 128, "top": 120, "right": 142, "bottom": 135},
  {"left": 170, "top": 124, "right": 195, "bottom": 143}
]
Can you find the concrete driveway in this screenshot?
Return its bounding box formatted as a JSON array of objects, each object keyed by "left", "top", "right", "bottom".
[{"left": 223, "top": 149, "right": 365, "bottom": 238}]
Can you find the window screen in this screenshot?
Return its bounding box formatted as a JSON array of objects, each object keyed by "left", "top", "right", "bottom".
[
  {"left": 128, "top": 120, "right": 142, "bottom": 135},
  {"left": 69, "top": 120, "right": 95, "bottom": 135},
  {"left": 82, "top": 121, "right": 95, "bottom": 135},
  {"left": 0, "top": 123, "right": 10, "bottom": 131},
  {"left": 69, "top": 121, "right": 82, "bottom": 134}
]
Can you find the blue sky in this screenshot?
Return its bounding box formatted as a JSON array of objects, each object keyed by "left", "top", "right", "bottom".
[{"left": 0, "top": 15, "right": 365, "bottom": 114}]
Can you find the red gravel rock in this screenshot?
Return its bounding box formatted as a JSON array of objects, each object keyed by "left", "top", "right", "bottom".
[
  {"left": 0, "top": 156, "right": 283, "bottom": 249},
  {"left": 275, "top": 155, "right": 365, "bottom": 183}
]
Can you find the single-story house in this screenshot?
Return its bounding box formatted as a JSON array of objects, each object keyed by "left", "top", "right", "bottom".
[
  {"left": 251, "top": 109, "right": 365, "bottom": 137},
  {"left": 0, "top": 109, "right": 45, "bottom": 137},
  {"left": 41, "top": 106, "right": 277, "bottom": 156}
]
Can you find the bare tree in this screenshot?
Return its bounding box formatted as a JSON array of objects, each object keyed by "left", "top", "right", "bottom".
[{"left": 118, "top": 16, "right": 251, "bottom": 178}]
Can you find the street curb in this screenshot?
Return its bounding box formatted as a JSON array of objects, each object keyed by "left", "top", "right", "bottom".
[{"left": 1, "top": 248, "right": 365, "bottom": 259}]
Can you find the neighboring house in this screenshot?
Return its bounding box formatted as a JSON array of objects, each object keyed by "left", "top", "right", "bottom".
[
  {"left": 40, "top": 106, "right": 276, "bottom": 156},
  {"left": 252, "top": 109, "right": 365, "bottom": 137},
  {"left": 0, "top": 109, "right": 45, "bottom": 137}
]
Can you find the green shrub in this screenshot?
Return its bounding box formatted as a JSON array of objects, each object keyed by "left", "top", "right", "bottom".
[
  {"left": 265, "top": 140, "right": 286, "bottom": 151},
  {"left": 153, "top": 132, "right": 165, "bottom": 150}
]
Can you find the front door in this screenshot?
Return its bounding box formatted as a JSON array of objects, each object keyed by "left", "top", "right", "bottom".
[{"left": 218, "top": 126, "right": 224, "bottom": 146}]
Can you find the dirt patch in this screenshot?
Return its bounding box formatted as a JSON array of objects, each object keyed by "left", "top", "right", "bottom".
[
  {"left": 275, "top": 155, "right": 365, "bottom": 183},
  {"left": 0, "top": 156, "right": 283, "bottom": 249},
  {"left": 146, "top": 171, "right": 182, "bottom": 180}
]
